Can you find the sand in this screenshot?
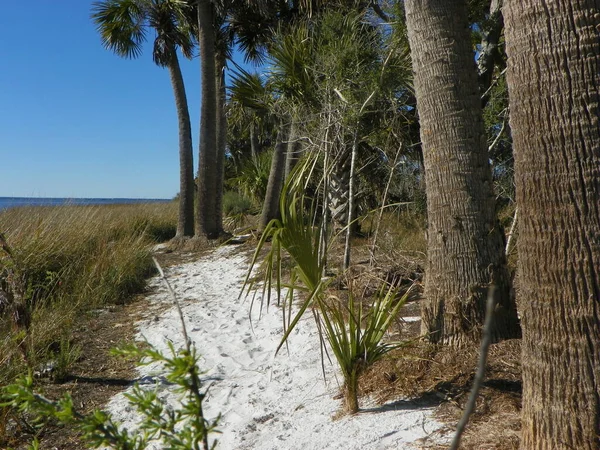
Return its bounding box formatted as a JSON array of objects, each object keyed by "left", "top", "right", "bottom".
[{"left": 104, "top": 245, "right": 448, "bottom": 449}]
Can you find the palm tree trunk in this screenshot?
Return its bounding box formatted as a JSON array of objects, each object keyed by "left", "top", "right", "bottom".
[
  {"left": 196, "top": 0, "right": 221, "bottom": 239},
  {"left": 477, "top": 0, "right": 504, "bottom": 107},
  {"left": 504, "top": 1, "right": 600, "bottom": 448},
  {"left": 405, "top": 0, "right": 520, "bottom": 346},
  {"left": 167, "top": 54, "right": 195, "bottom": 238},
  {"left": 327, "top": 141, "right": 351, "bottom": 237},
  {"left": 344, "top": 368, "right": 359, "bottom": 414},
  {"left": 215, "top": 51, "right": 227, "bottom": 233},
  {"left": 250, "top": 123, "right": 260, "bottom": 160},
  {"left": 343, "top": 128, "right": 359, "bottom": 270},
  {"left": 284, "top": 118, "right": 301, "bottom": 179},
  {"left": 260, "top": 123, "right": 289, "bottom": 229}
]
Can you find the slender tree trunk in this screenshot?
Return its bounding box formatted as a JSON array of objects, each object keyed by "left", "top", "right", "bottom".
[
  {"left": 284, "top": 118, "right": 301, "bottom": 179},
  {"left": 250, "top": 123, "right": 260, "bottom": 160},
  {"left": 196, "top": 0, "right": 221, "bottom": 239},
  {"left": 504, "top": 1, "right": 600, "bottom": 448},
  {"left": 343, "top": 128, "right": 359, "bottom": 270},
  {"left": 405, "top": 0, "right": 520, "bottom": 346},
  {"left": 215, "top": 51, "right": 227, "bottom": 233},
  {"left": 167, "top": 53, "right": 195, "bottom": 238},
  {"left": 327, "top": 141, "right": 351, "bottom": 237},
  {"left": 260, "top": 123, "right": 288, "bottom": 229},
  {"left": 477, "top": 0, "right": 504, "bottom": 106}
]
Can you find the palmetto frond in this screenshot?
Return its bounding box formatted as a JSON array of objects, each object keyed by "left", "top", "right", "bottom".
[
  {"left": 92, "top": 0, "right": 148, "bottom": 59},
  {"left": 229, "top": 66, "right": 272, "bottom": 112},
  {"left": 147, "top": 0, "right": 197, "bottom": 65},
  {"left": 268, "top": 24, "right": 318, "bottom": 107},
  {"left": 92, "top": 0, "right": 196, "bottom": 65},
  {"left": 227, "top": 6, "right": 273, "bottom": 65}
]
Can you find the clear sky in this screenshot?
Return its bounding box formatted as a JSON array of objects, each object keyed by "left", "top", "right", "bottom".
[{"left": 0, "top": 1, "right": 245, "bottom": 199}]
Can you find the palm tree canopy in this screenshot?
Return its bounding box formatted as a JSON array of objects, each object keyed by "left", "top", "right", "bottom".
[{"left": 91, "top": 0, "right": 196, "bottom": 66}]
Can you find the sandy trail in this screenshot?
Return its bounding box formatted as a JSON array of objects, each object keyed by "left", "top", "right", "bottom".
[{"left": 105, "top": 246, "right": 446, "bottom": 449}]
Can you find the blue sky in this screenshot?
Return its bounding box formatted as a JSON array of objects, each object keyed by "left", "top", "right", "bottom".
[{"left": 0, "top": 1, "right": 249, "bottom": 199}]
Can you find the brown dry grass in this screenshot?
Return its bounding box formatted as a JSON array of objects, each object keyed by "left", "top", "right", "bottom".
[
  {"left": 340, "top": 211, "right": 522, "bottom": 449},
  {"left": 3, "top": 206, "right": 524, "bottom": 449}
]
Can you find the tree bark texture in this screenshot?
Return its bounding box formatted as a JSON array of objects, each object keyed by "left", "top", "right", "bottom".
[
  {"left": 327, "top": 142, "right": 351, "bottom": 237},
  {"left": 168, "top": 54, "right": 195, "bottom": 237},
  {"left": 284, "top": 118, "right": 301, "bottom": 179},
  {"left": 405, "top": 0, "right": 520, "bottom": 346},
  {"left": 196, "top": 0, "right": 221, "bottom": 239},
  {"left": 215, "top": 50, "right": 227, "bottom": 232},
  {"left": 260, "top": 124, "right": 289, "bottom": 229},
  {"left": 504, "top": 1, "right": 600, "bottom": 448}
]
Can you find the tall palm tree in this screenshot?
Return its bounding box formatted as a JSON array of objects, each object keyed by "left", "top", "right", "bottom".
[
  {"left": 504, "top": 1, "right": 600, "bottom": 447},
  {"left": 195, "top": 0, "right": 222, "bottom": 238},
  {"left": 92, "top": 0, "right": 197, "bottom": 238},
  {"left": 404, "top": 0, "right": 520, "bottom": 345}
]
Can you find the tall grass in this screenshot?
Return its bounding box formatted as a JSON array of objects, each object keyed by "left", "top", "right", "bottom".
[{"left": 0, "top": 202, "right": 177, "bottom": 384}]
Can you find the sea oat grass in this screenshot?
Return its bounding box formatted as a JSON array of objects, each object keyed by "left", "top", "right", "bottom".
[{"left": 0, "top": 202, "right": 177, "bottom": 386}]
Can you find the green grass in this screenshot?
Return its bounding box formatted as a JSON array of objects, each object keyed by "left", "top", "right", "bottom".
[{"left": 0, "top": 202, "right": 177, "bottom": 385}]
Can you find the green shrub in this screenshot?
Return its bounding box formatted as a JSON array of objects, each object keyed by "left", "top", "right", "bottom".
[
  {"left": 222, "top": 191, "right": 253, "bottom": 216},
  {"left": 1, "top": 341, "right": 219, "bottom": 450},
  {"left": 243, "top": 166, "right": 409, "bottom": 413},
  {"left": 227, "top": 151, "right": 272, "bottom": 207}
]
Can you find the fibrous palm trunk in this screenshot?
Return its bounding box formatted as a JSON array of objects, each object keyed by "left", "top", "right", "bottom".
[
  {"left": 260, "top": 124, "right": 289, "bottom": 229},
  {"left": 327, "top": 141, "right": 352, "bottom": 237},
  {"left": 504, "top": 1, "right": 600, "bottom": 448},
  {"left": 215, "top": 50, "right": 227, "bottom": 233},
  {"left": 284, "top": 118, "right": 302, "bottom": 179},
  {"left": 250, "top": 123, "right": 260, "bottom": 160},
  {"left": 167, "top": 53, "right": 195, "bottom": 238},
  {"left": 196, "top": 0, "right": 221, "bottom": 239},
  {"left": 405, "top": 0, "right": 520, "bottom": 346}
]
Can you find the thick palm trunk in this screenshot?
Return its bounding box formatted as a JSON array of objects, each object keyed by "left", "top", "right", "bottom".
[
  {"left": 504, "top": 1, "right": 600, "bottom": 448},
  {"left": 260, "top": 124, "right": 288, "bottom": 229},
  {"left": 215, "top": 51, "right": 227, "bottom": 231},
  {"left": 196, "top": 0, "right": 221, "bottom": 239},
  {"left": 405, "top": 0, "right": 520, "bottom": 346},
  {"left": 168, "top": 54, "right": 195, "bottom": 238}
]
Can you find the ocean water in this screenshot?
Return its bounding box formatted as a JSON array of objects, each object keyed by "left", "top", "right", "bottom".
[{"left": 0, "top": 197, "right": 170, "bottom": 210}]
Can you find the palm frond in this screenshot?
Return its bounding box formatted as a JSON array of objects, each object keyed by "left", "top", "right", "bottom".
[
  {"left": 229, "top": 66, "right": 272, "bottom": 112},
  {"left": 147, "top": 0, "right": 197, "bottom": 65},
  {"left": 268, "top": 24, "right": 317, "bottom": 105},
  {"left": 91, "top": 0, "right": 148, "bottom": 59}
]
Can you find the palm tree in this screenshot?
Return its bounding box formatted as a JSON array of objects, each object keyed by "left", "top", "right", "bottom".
[
  {"left": 228, "top": 67, "right": 273, "bottom": 162},
  {"left": 504, "top": 1, "right": 600, "bottom": 447},
  {"left": 195, "top": 0, "right": 222, "bottom": 238},
  {"left": 404, "top": 0, "right": 520, "bottom": 345},
  {"left": 92, "top": 0, "right": 196, "bottom": 238}
]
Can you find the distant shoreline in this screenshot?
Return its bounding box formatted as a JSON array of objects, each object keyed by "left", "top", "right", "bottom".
[{"left": 0, "top": 197, "right": 171, "bottom": 210}]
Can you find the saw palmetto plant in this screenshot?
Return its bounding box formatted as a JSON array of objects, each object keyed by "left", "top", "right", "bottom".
[{"left": 242, "top": 158, "right": 410, "bottom": 413}]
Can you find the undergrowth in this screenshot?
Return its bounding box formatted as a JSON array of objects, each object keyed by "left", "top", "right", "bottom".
[{"left": 0, "top": 202, "right": 177, "bottom": 387}]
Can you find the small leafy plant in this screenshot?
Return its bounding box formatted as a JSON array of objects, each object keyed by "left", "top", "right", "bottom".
[
  {"left": 2, "top": 257, "right": 219, "bottom": 450},
  {"left": 319, "top": 285, "right": 409, "bottom": 413},
  {"left": 2, "top": 341, "right": 219, "bottom": 450},
  {"left": 243, "top": 163, "right": 409, "bottom": 413}
]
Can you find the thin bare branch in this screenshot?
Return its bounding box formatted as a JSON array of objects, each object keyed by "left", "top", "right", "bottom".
[{"left": 449, "top": 287, "right": 497, "bottom": 450}]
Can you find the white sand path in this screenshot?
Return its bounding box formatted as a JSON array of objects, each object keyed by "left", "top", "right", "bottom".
[{"left": 105, "top": 246, "right": 447, "bottom": 449}]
